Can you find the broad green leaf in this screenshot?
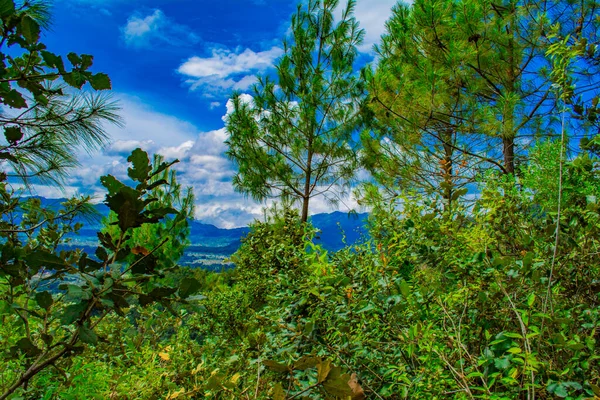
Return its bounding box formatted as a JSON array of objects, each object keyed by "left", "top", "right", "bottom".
[
  {"left": 503, "top": 332, "right": 523, "bottom": 339},
  {"left": 67, "top": 52, "right": 82, "bottom": 66},
  {"left": 19, "top": 15, "right": 40, "bottom": 43},
  {"left": 25, "top": 250, "right": 67, "bottom": 271},
  {"left": 263, "top": 360, "right": 288, "bottom": 372},
  {"left": 554, "top": 384, "right": 568, "bottom": 398},
  {"left": 60, "top": 302, "right": 87, "bottom": 325},
  {"left": 100, "top": 174, "right": 125, "bottom": 195},
  {"left": 89, "top": 73, "right": 111, "bottom": 90},
  {"left": 3, "top": 89, "right": 27, "bottom": 108},
  {"left": 63, "top": 71, "right": 87, "bottom": 89},
  {"left": 0, "top": 152, "right": 18, "bottom": 162},
  {"left": 399, "top": 280, "right": 410, "bottom": 297},
  {"left": 35, "top": 291, "right": 53, "bottom": 310},
  {"left": 79, "top": 324, "right": 98, "bottom": 345},
  {"left": 0, "top": 0, "right": 15, "bottom": 18},
  {"left": 494, "top": 357, "right": 510, "bottom": 370},
  {"left": 95, "top": 246, "right": 108, "bottom": 262},
  {"left": 4, "top": 126, "right": 22, "bottom": 143},
  {"left": 127, "top": 148, "right": 152, "bottom": 182},
  {"left": 80, "top": 54, "right": 93, "bottom": 69},
  {"left": 41, "top": 51, "right": 65, "bottom": 72},
  {"left": 527, "top": 293, "right": 535, "bottom": 307},
  {"left": 179, "top": 277, "right": 201, "bottom": 299},
  {"left": 16, "top": 337, "right": 41, "bottom": 356}
]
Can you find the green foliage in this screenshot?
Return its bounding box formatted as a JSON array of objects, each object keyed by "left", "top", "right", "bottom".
[
  {"left": 1, "top": 0, "right": 600, "bottom": 399},
  {"left": 0, "top": 0, "right": 120, "bottom": 184},
  {"left": 102, "top": 153, "right": 196, "bottom": 270},
  {"left": 0, "top": 149, "right": 194, "bottom": 399}
]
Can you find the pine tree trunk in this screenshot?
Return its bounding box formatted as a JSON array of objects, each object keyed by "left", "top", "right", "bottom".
[
  {"left": 503, "top": 136, "right": 515, "bottom": 174},
  {"left": 301, "top": 197, "right": 309, "bottom": 223}
]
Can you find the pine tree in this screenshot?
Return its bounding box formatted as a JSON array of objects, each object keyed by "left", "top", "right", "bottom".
[{"left": 226, "top": 0, "right": 365, "bottom": 222}]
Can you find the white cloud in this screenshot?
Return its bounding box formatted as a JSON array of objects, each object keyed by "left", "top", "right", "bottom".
[
  {"left": 122, "top": 9, "right": 200, "bottom": 48},
  {"left": 177, "top": 46, "right": 282, "bottom": 96},
  {"left": 106, "top": 139, "right": 155, "bottom": 156},
  {"left": 157, "top": 140, "right": 195, "bottom": 160},
  {"left": 23, "top": 94, "right": 365, "bottom": 228}
]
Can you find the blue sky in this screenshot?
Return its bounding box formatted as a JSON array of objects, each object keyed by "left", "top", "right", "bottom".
[{"left": 35, "top": 0, "right": 398, "bottom": 227}]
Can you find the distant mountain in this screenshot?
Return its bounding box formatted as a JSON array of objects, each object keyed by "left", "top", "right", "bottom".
[
  {"left": 310, "top": 211, "right": 369, "bottom": 251},
  {"left": 16, "top": 197, "right": 369, "bottom": 266}
]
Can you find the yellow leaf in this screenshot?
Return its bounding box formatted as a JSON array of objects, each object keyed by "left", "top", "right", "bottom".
[
  {"left": 230, "top": 373, "right": 241, "bottom": 384},
  {"left": 191, "top": 362, "right": 204, "bottom": 375},
  {"left": 166, "top": 388, "right": 185, "bottom": 399},
  {"left": 159, "top": 352, "right": 170, "bottom": 361}
]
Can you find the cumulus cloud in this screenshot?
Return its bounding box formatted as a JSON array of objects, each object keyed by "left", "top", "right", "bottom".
[
  {"left": 122, "top": 9, "right": 200, "bottom": 48},
  {"left": 177, "top": 46, "right": 282, "bottom": 96},
  {"left": 27, "top": 93, "right": 364, "bottom": 228}
]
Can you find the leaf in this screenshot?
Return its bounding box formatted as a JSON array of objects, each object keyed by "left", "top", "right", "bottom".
[
  {"left": 348, "top": 373, "right": 366, "bottom": 400},
  {"left": 166, "top": 388, "right": 185, "bottom": 400},
  {"left": 317, "top": 359, "right": 332, "bottom": 383},
  {"left": 322, "top": 367, "right": 353, "bottom": 398},
  {"left": 272, "top": 383, "right": 285, "bottom": 400},
  {"left": 19, "top": 15, "right": 40, "bottom": 43},
  {"left": 294, "top": 356, "right": 320, "bottom": 371},
  {"left": 80, "top": 54, "right": 93, "bottom": 70},
  {"left": 399, "top": 280, "right": 410, "bottom": 297},
  {"left": 131, "top": 246, "right": 149, "bottom": 256},
  {"left": 494, "top": 357, "right": 510, "bottom": 370},
  {"left": 527, "top": 293, "right": 535, "bottom": 307},
  {"left": 158, "top": 351, "right": 170, "bottom": 361},
  {"left": 179, "top": 277, "right": 201, "bottom": 299},
  {"left": 138, "top": 294, "right": 153, "bottom": 306},
  {"left": 3, "top": 89, "right": 27, "bottom": 108},
  {"left": 63, "top": 71, "right": 87, "bottom": 89},
  {"left": 148, "top": 287, "right": 177, "bottom": 299},
  {"left": 503, "top": 332, "right": 523, "bottom": 339},
  {"left": 554, "top": 384, "right": 568, "bottom": 398},
  {"left": 78, "top": 324, "right": 98, "bottom": 345},
  {"left": 95, "top": 246, "right": 109, "bottom": 262},
  {"left": 0, "top": 152, "right": 18, "bottom": 163},
  {"left": 25, "top": 250, "right": 67, "bottom": 272},
  {"left": 35, "top": 291, "right": 53, "bottom": 310},
  {"left": 100, "top": 175, "right": 125, "bottom": 195},
  {"left": 0, "top": 0, "right": 15, "bottom": 18},
  {"left": 89, "top": 73, "right": 111, "bottom": 90},
  {"left": 16, "top": 337, "right": 41, "bottom": 357},
  {"left": 60, "top": 302, "right": 87, "bottom": 325},
  {"left": 67, "top": 52, "right": 82, "bottom": 66},
  {"left": 229, "top": 373, "right": 241, "bottom": 384},
  {"left": 4, "top": 126, "right": 22, "bottom": 144},
  {"left": 263, "top": 360, "right": 288, "bottom": 372},
  {"left": 41, "top": 51, "right": 65, "bottom": 72},
  {"left": 127, "top": 148, "right": 152, "bottom": 182}
]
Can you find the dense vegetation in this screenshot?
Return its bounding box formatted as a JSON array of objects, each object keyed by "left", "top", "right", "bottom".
[{"left": 1, "top": 0, "right": 599, "bottom": 398}]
